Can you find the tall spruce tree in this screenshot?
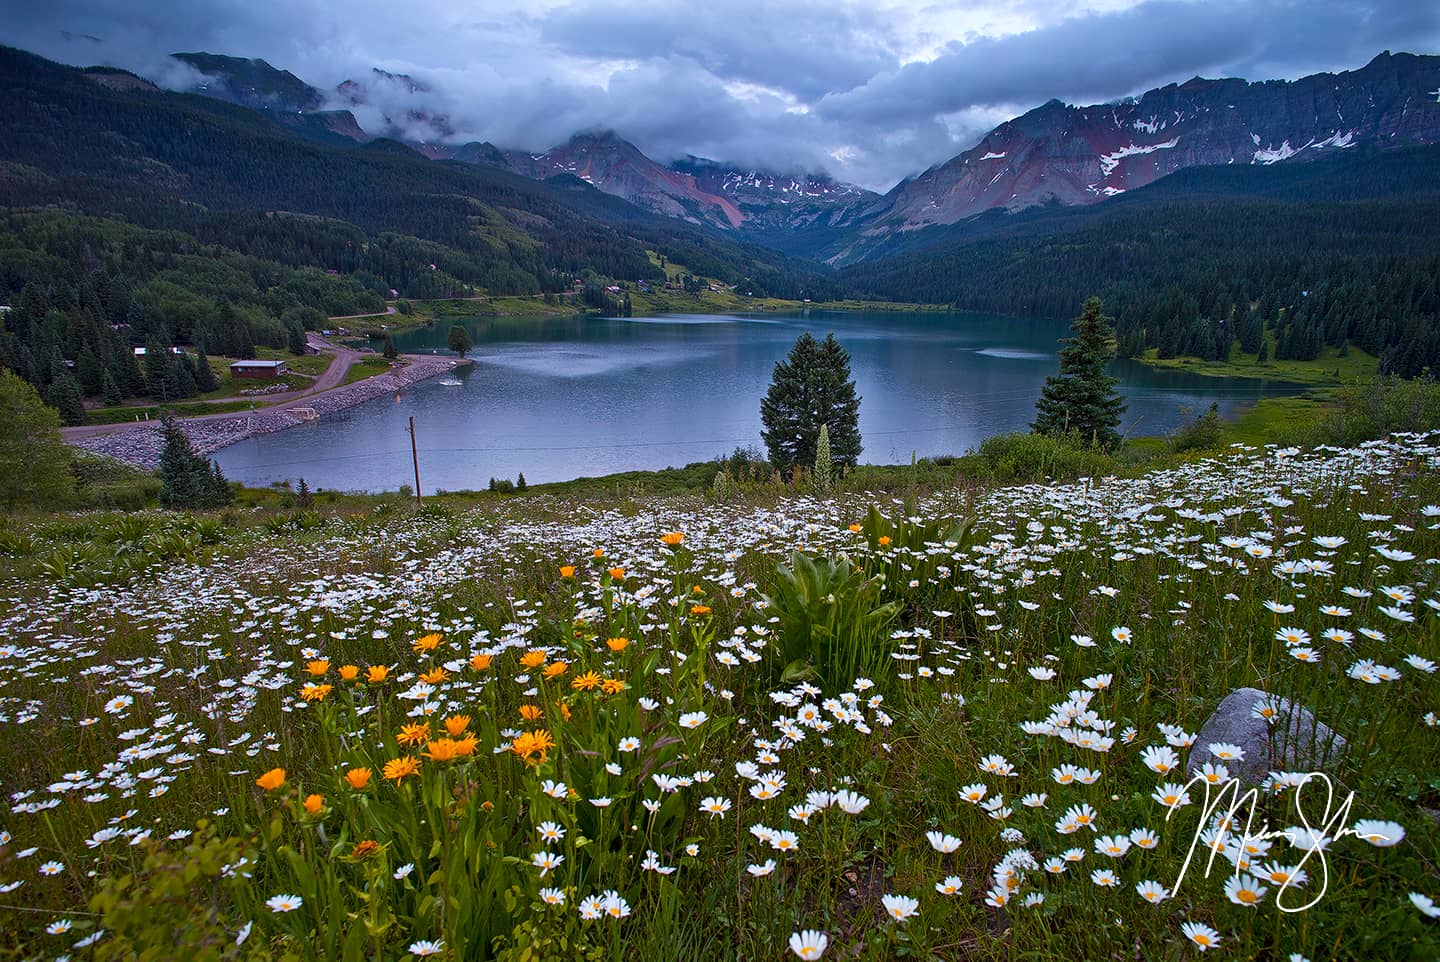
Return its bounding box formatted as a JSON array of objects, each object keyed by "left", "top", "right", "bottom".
[
  {"left": 158, "top": 413, "right": 232, "bottom": 509},
  {"left": 1032, "top": 297, "right": 1127, "bottom": 450},
  {"left": 760, "top": 332, "right": 861, "bottom": 478}
]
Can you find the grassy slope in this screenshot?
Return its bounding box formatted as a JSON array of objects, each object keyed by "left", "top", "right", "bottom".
[{"left": 3, "top": 435, "right": 1437, "bottom": 960}]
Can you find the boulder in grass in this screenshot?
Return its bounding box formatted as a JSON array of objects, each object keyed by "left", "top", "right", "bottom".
[{"left": 1183, "top": 687, "right": 1346, "bottom": 786}]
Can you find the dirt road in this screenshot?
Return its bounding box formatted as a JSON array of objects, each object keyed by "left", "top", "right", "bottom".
[{"left": 62, "top": 335, "right": 378, "bottom": 442}]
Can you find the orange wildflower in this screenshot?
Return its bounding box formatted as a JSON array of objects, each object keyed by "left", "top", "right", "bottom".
[
  {"left": 383, "top": 756, "right": 420, "bottom": 782},
  {"left": 510, "top": 730, "right": 555, "bottom": 767},
  {"left": 300, "top": 683, "right": 333, "bottom": 702},
  {"left": 419, "top": 667, "right": 450, "bottom": 684},
  {"left": 600, "top": 678, "right": 626, "bottom": 695},
  {"left": 453, "top": 735, "right": 479, "bottom": 756},
  {"left": 519, "top": 704, "right": 544, "bottom": 721},
  {"left": 520, "top": 650, "right": 547, "bottom": 669},
  {"left": 366, "top": 665, "right": 390, "bottom": 683},
  {"left": 351, "top": 840, "right": 380, "bottom": 859},
  {"left": 469, "top": 653, "right": 493, "bottom": 671},
  {"left": 542, "top": 661, "right": 569, "bottom": 680},
  {"left": 397, "top": 722, "right": 430, "bottom": 747},
  {"left": 878, "top": 536, "right": 892, "bottom": 546},
  {"left": 559, "top": 565, "right": 576, "bottom": 578},
  {"left": 848, "top": 523, "right": 862, "bottom": 533},
  {"left": 661, "top": 531, "right": 684, "bottom": 545},
  {"left": 338, "top": 664, "right": 360, "bottom": 681},
  {"left": 343, "top": 767, "right": 372, "bottom": 790},
  {"left": 423, "top": 738, "right": 465, "bottom": 762},
  {"left": 305, "top": 660, "right": 330, "bottom": 676},
  {"left": 690, "top": 605, "right": 712, "bottom": 616},
  {"left": 255, "top": 768, "right": 286, "bottom": 791},
  {"left": 443, "top": 715, "right": 472, "bottom": 736},
  {"left": 412, "top": 633, "right": 443, "bottom": 653},
  {"left": 606, "top": 637, "right": 629, "bottom": 652},
  {"left": 571, "top": 671, "right": 603, "bottom": 691},
  {"left": 559, "top": 703, "right": 572, "bottom": 722},
  {"left": 592, "top": 548, "right": 605, "bottom": 558},
  {"left": 607, "top": 567, "right": 626, "bottom": 580},
  {"left": 303, "top": 793, "right": 324, "bottom": 814}
]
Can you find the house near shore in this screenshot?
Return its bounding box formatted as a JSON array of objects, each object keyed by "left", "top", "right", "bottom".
[{"left": 230, "top": 359, "right": 289, "bottom": 379}]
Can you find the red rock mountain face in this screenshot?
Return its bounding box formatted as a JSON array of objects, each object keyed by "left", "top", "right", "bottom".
[
  {"left": 874, "top": 51, "right": 1440, "bottom": 233},
  {"left": 503, "top": 132, "right": 748, "bottom": 227}
]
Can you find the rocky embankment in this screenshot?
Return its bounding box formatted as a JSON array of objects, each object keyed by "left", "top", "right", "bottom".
[{"left": 71, "top": 355, "right": 464, "bottom": 469}]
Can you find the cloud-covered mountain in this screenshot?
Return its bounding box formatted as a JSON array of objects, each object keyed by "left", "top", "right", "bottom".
[{"left": 155, "top": 48, "right": 1440, "bottom": 261}]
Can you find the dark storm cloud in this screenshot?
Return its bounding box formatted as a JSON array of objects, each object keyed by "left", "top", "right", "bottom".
[
  {"left": 537, "top": 1, "right": 901, "bottom": 101},
  {"left": 2, "top": 0, "right": 1436, "bottom": 191},
  {"left": 817, "top": 0, "right": 1440, "bottom": 128}
]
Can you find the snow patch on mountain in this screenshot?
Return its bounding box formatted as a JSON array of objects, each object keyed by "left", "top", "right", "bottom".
[{"left": 1098, "top": 138, "right": 1180, "bottom": 177}]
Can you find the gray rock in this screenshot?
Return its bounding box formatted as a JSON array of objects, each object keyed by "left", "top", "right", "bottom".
[{"left": 1183, "top": 687, "right": 1346, "bottom": 786}]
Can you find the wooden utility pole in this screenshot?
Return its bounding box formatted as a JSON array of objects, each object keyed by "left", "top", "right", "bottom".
[{"left": 408, "top": 415, "right": 423, "bottom": 507}]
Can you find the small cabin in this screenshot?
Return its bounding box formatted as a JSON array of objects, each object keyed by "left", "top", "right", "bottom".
[{"left": 230, "top": 359, "right": 289, "bottom": 379}]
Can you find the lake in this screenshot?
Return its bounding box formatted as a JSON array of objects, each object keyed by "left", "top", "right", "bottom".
[{"left": 212, "top": 310, "right": 1299, "bottom": 492}]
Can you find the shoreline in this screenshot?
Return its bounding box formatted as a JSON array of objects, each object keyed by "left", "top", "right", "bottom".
[{"left": 67, "top": 354, "right": 470, "bottom": 470}]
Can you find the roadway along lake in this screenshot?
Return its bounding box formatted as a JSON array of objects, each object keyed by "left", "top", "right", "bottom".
[{"left": 212, "top": 310, "right": 1301, "bottom": 492}]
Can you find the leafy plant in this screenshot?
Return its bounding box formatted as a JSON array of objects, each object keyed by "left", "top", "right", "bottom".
[
  {"left": 859, "top": 498, "right": 973, "bottom": 615},
  {"left": 763, "top": 552, "right": 900, "bottom": 685}
]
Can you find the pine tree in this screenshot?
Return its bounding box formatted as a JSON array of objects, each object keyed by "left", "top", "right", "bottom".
[
  {"left": 101, "top": 367, "right": 123, "bottom": 406},
  {"left": 516, "top": 472, "right": 527, "bottom": 491},
  {"left": 194, "top": 349, "right": 219, "bottom": 392},
  {"left": 1032, "top": 297, "right": 1127, "bottom": 450},
  {"left": 158, "top": 413, "right": 231, "bottom": 509},
  {"left": 383, "top": 334, "right": 398, "bottom": 360},
  {"left": 44, "top": 359, "right": 85, "bottom": 426},
  {"left": 760, "top": 332, "right": 862, "bottom": 478}
]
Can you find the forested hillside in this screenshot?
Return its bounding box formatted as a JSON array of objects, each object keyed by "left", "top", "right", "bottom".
[
  {"left": 0, "top": 45, "right": 839, "bottom": 418},
  {"left": 841, "top": 146, "right": 1440, "bottom": 376}
]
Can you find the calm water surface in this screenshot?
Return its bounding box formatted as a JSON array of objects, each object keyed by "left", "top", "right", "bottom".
[{"left": 213, "top": 310, "right": 1298, "bottom": 492}]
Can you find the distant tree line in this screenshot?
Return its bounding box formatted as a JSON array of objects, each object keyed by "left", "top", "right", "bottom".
[{"left": 841, "top": 197, "right": 1440, "bottom": 376}]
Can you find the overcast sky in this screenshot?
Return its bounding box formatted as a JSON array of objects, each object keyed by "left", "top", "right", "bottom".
[{"left": 6, "top": 0, "right": 1438, "bottom": 190}]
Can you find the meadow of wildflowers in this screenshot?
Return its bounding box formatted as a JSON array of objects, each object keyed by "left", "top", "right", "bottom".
[{"left": 1, "top": 435, "right": 1437, "bottom": 960}]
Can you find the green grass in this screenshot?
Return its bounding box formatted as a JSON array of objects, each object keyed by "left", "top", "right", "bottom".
[
  {"left": 342, "top": 355, "right": 398, "bottom": 385},
  {"left": 2, "top": 433, "right": 1437, "bottom": 960},
  {"left": 82, "top": 399, "right": 258, "bottom": 424},
  {"left": 1137, "top": 343, "right": 1379, "bottom": 385}
]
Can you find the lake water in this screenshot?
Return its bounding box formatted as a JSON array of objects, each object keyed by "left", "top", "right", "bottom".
[{"left": 213, "top": 310, "right": 1298, "bottom": 492}]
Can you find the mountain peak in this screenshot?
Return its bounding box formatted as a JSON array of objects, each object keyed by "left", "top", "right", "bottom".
[{"left": 171, "top": 52, "right": 323, "bottom": 112}]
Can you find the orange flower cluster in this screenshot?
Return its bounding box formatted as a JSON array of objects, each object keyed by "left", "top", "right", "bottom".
[
  {"left": 300, "top": 683, "right": 333, "bottom": 702},
  {"left": 397, "top": 722, "right": 430, "bottom": 747},
  {"left": 383, "top": 756, "right": 420, "bottom": 782},
  {"left": 510, "top": 729, "right": 554, "bottom": 767},
  {"left": 571, "top": 670, "right": 603, "bottom": 691},
  {"left": 367, "top": 665, "right": 390, "bottom": 683},
  {"left": 344, "top": 767, "right": 372, "bottom": 789},
  {"left": 422, "top": 736, "right": 477, "bottom": 762},
  {"left": 660, "top": 531, "right": 684, "bottom": 545},
  {"left": 559, "top": 565, "right": 576, "bottom": 578}
]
